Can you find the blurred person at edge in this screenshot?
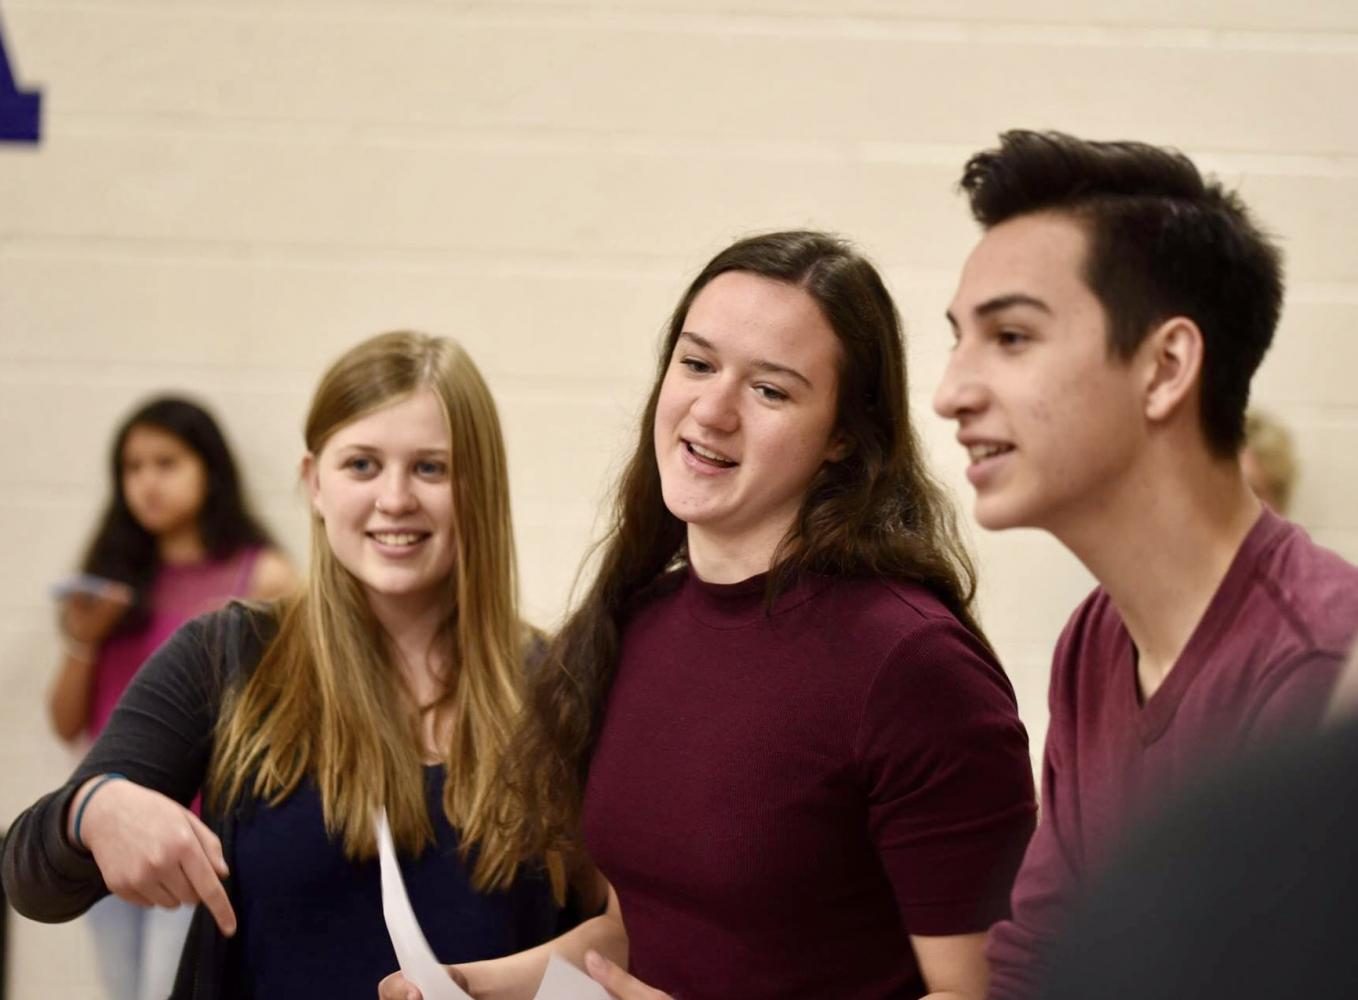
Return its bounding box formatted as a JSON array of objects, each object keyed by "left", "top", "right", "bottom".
[
  {"left": 46, "top": 395, "right": 294, "bottom": 1000},
  {"left": 1326, "top": 635, "right": 1358, "bottom": 723},
  {"left": 1038, "top": 718, "right": 1358, "bottom": 1000},
  {"left": 382, "top": 231, "right": 1037, "bottom": 1000},
  {"left": 1240, "top": 408, "right": 1298, "bottom": 515},
  {"left": 4, "top": 333, "right": 596, "bottom": 998},
  {"left": 932, "top": 130, "right": 1358, "bottom": 1000}
]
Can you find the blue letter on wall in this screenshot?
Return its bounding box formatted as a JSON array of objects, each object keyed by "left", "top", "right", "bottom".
[{"left": 0, "top": 7, "right": 41, "bottom": 143}]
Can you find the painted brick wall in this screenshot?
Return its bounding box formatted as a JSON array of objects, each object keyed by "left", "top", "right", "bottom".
[{"left": 2, "top": 2, "right": 1355, "bottom": 995}]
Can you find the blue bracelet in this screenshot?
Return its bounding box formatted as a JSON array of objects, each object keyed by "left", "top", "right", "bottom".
[{"left": 72, "top": 772, "right": 128, "bottom": 851}]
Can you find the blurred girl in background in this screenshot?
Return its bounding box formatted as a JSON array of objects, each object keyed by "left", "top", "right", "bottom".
[
  {"left": 1240, "top": 408, "right": 1298, "bottom": 515},
  {"left": 47, "top": 395, "right": 294, "bottom": 1000}
]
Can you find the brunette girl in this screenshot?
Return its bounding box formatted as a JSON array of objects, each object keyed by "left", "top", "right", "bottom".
[
  {"left": 47, "top": 396, "right": 293, "bottom": 1000},
  {"left": 385, "top": 232, "right": 1037, "bottom": 1000}
]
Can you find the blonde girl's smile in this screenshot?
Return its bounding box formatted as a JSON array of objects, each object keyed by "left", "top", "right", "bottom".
[{"left": 306, "top": 388, "right": 457, "bottom": 603}]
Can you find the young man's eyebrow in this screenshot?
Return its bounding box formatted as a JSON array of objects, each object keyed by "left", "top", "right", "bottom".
[
  {"left": 947, "top": 293, "right": 1054, "bottom": 328},
  {"left": 977, "top": 294, "right": 1053, "bottom": 318},
  {"left": 677, "top": 330, "right": 813, "bottom": 390}
]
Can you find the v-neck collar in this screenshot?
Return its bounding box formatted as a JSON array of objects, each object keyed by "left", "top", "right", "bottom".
[{"left": 1129, "top": 508, "right": 1287, "bottom": 744}]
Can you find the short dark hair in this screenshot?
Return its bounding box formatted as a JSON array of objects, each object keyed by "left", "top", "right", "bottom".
[{"left": 960, "top": 130, "right": 1284, "bottom": 457}]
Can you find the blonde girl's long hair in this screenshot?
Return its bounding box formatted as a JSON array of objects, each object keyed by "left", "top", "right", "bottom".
[{"left": 207, "top": 331, "right": 530, "bottom": 890}]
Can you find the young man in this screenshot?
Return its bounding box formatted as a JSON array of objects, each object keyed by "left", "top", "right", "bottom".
[{"left": 933, "top": 130, "right": 1358, "bottom": 1000}]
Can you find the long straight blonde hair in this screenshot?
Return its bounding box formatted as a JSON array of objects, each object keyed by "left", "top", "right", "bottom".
[{"left": 208, "top": 331, "right": 530, "bottom": 890}]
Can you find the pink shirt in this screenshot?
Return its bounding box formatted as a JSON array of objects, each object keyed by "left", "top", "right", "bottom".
[{"left": 89, "top": 547, "right": 260, "bottom": 737}]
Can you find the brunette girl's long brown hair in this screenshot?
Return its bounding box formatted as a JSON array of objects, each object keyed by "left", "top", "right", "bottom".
[{"left": 502, "top": 231, "right": 985, "bottom": 860}]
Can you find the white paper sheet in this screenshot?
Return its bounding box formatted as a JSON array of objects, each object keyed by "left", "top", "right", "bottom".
[
  {"left": 376, "top": 809, "right": 611, "bottom": 1000},
  {"left": 377, "top": 808, "right": 474, "bottom": 1000},
  {"left": 536, "top": 953, "right": 612, "bottom": 1000}
]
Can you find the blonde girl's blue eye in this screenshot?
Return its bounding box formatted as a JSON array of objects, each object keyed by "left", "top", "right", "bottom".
[{"left": 345, "top": 455, "right": 377, "bottom": 475}]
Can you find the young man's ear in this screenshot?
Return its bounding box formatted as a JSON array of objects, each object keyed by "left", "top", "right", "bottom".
[
  {"left": 301, "top": 453, "right": 323, "bottom": 518},
  {"left": 1142, "top": 317, "right": 1204, "bottom": 424}
]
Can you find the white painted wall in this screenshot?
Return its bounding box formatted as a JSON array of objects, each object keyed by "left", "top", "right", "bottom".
[{"left": 3, "top": 2, "right": 1355, "bottom": 995}]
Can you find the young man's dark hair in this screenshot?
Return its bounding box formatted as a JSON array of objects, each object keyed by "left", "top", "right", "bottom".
[{"left": 958, "top": 129, "right": 1283, "bottom": 457}]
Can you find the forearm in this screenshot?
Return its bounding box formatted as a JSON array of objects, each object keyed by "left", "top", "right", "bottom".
[
  {"left": 8, "top": 615, "right": 239, "bottom": 924},
  {"left": 66, "top": 773, "right": 118, "bottom": 845},
  {"left": 75, "top": 612, "right": 236, "bottom": 803},
  {"left": 48, "top": 651, "right": 98, "bottom": 743},
  {"left": 0, "top": 781, "right": 106, "bottom": 922},
  {"left": 459, "top": 911, "right": 628, "bottom": 1000}
]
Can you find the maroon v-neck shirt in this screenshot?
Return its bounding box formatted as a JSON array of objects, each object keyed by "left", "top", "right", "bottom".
[{"left": 987, "top": 509, "right": 1358, "bottom": 1000}]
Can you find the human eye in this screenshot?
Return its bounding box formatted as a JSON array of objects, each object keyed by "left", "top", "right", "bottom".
[
  {"left": 678, "top": 355, "right": 713, "bottom": 375},
  {"left": 753, "top": 383, "right": 789, "bottom": 403},
  {"left": 996, "top": 328, "right": 1030, "bottom": 350},
  {"left": 415, "top": 459, "right": 449, "bottom": 479},
  {"left": 343, "top": 454, "right": 377, "bottom": 476}
]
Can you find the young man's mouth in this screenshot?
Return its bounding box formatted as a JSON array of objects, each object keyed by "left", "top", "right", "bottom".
[{"left": 966, "top": 442, "right": 1015, "bottom": 465}]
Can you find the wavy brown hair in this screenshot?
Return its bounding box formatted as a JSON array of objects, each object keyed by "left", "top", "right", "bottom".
[
  {"left": 207, "top": 331, "right": 533, "bottom": 890},
  {"left": 504, "top": 230, "right": 985, "bottom": 860}
]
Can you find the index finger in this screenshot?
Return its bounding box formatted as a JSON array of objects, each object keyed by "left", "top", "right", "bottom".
[
  {"left": 181, "top": 815, "right": 237, "bottom": 937},
  {"left": 186, "top": 809, "right": 229, "bottom": 878}
]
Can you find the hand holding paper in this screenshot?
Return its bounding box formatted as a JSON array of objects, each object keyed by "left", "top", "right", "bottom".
[
  {"left": 376, "top": 809, "right": 610, "bottom": 1000},
  {"left": 583, "top": 951, "right": 675, "bottom": 1000},
  {"left": 376, "top": 809, "right": 473, "bottom": 1000},
  {"left": 538, "top": 953, "right": 612, "bottom": 1000}
]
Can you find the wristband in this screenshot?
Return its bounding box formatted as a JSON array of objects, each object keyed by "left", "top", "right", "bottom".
[{"left": 72, "top": 773, "right": 127, "bottom": 851}]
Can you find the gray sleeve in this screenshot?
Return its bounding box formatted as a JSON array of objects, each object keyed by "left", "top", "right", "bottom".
[{"left": 0, "top": 605, "right": 260, "bottom": 923}]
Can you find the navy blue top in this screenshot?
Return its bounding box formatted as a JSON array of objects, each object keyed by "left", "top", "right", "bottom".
[
  {"left": 0, "top": 606, "right": 568, "bottom": 1000},
  {"left": 233, "top": 764, "right": 559, "bottom": 998}
]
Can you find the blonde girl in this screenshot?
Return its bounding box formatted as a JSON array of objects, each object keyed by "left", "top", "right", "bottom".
[{"left": 3, "top": 332, "right": 573, "bottom": 999}]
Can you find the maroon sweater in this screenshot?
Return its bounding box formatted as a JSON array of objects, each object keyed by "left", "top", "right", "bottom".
[
  {"left": 583, "top": 570, "right": 1036, "bottom": 999},
  {"left": 987, "top": 510, "right": 1358, "bottom": 1000}
]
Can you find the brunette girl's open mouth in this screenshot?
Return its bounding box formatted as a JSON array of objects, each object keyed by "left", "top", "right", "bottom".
[{"left": 684, "top": 440, "right": 738, "bottom": 469}]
